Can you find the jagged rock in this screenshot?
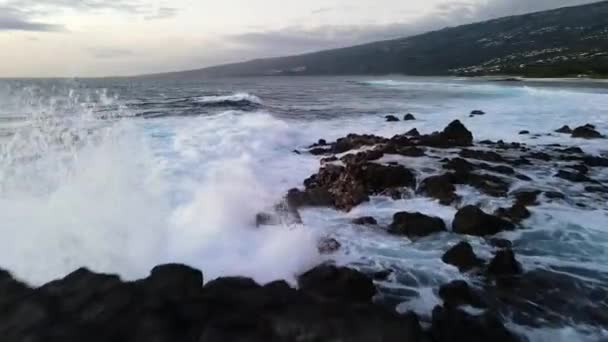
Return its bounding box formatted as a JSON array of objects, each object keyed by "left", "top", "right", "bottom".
[
  {"left": 256, "top": 212, "right": 279, "bottom": 226},
  {"left": 309, "top": 147, "right": 331, "bottom": 155},
  {"left": 444, "top": 157, "right": 475, "bottom": 173},
  {"left": 555, "top": 170, "right": 593, "bottom": 183},
  {"left": 572, "top": 125, "right": 604, "bottom": 139},
  {"left": 439, "top": 280, "right": 485, "bottom": 308},
  {"left": 544, "top": 191, "right": 565, "bottom": 199},
  {"left": 405, "top": 128, "right": 420, "bottom": 137},
  {"left": 513, "top": 190, "right": 541, "bottom": 207},
  {"left": 586, "top": 185, "right": 608, "bottom": 193},
  {"left": 297, "top": 264, "right": 376, "bottom": 302},
  {"left": 453, "top": 206, "right": 515, "bottom": 236},
  {"left": 340, "top": 149, "right": 384, "bottom": 165},
  {"left": 389, "top": 212, "right": 447, "bottom": 238},
  {"left": 373, "top": 269, "right": 394, "bottom": 281},
  {"left": 487, "top": 249, "right": 522, "bottom": 276},
  {"left": 417, "top": 120, "right": 474, "bottom": 147},
  {"left": 318, "top": 238, "right": 342, "bottom": 254},
  {"left": 460, "top": 149, "right": 505, "bottom": 163},
  {"left": 385, "top": 115, "right": 400, "bottom": 122},
  {"left": 332, "top": 134, "right": 388, "bottom": 154},
  {"left": 403, "top": 113, "right": 416, "bottom": 121},
  {"left": 495, "top": 203, "right": 530, "bottom": 224},
  {"left": 555, "top": 125, "right": 573, "bottom": 134},
  {"left": 527, "top": 152, "right": 551, "bottom": 161},
  {"left": 286, "top": 188, "right": 334, "bottom": 208},
  {"left": 582, "top": 156, "right": 608, "bottom": 167},
  {"left": 442, "top": 241, "right": 484, "bottom": 272},
  {"left": 431, "top": 305, "right": 520, "bottom": 342},
  {"left": 489, "top": 238, "right": 513, "bottom": 249},
  {"left": 418, "top": 174, "right": 460, "bottom": 205},
  {"left": 352, "top": 216, "right": 378, "bottom": 225}
]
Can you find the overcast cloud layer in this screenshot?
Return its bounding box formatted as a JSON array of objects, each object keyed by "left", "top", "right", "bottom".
[{"left": 0, "top": 0, "right": 601, "bottom": 77}]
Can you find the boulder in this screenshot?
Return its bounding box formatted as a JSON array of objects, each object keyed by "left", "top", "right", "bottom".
[
  {"left": 297, "top": 264, "right": 376, "bottom": 302},
  {"left": 453, "top": 206, "right": 515, "bottom": 236},
  {"left": 403, "top": 113, "right": 416, "bottom": 121},
  {"left": 286, "top": 188, "right": 334, "bottom": 208},
  {"left": 317, "top": 238, "right": 341, "bottom": 254},
  {"left": 442, "top": 241, "right": 484, "bottom": 272},
  {"left": 418, "top": 120, "right": 473, "bottom": 147},
  {"left": 385, "top": 115, "right": 400, "bottom": 122},
  {"left": 555, "top": 125, "right": 573, "bottom": 134},
  {"left": 143, "top": 264, "right": 204, "bottom": 297},
  {"left": 518, "top": 130, "right": 530, "bottom": 135},
  {"left": 439, "top": 280, "right": 485, "bottom": 308},
  {"left": 418, "top": 174, "right": 460, "bottom": 205},
  {"left": 489, "top": 238, "right": 513, "bottom": 249},
  {"left": 487, "top": 249, "right": 522, "bottom": 276},
  {"left": 555, "top": 170, "right": 593, "bottom": 183},
  {"left": 389, "top": 212, "right": 447, "bottom": 238},
  {"left": 405, "top": 128, "right": 420, "bottom": 137},
  {"left": 572, "top": 125, "right": 604, "bottom": 139},
  {"left": 471, "top": 110, "right": 486, "bottom": 115},
  {"left": 332, "top": 134, "right": 388, "bottom": 154},
  {"left": 460, "top": 149, "right": 505, "bottom": 163},
  {"left": 431, "top": 305, "right": 520, "bottom": 342},
  {"left": 352, "top": 216, "right": 378, "bottom": 225},
  {"left": 495, "top": 203, "right": 531, "bottom": 224}
]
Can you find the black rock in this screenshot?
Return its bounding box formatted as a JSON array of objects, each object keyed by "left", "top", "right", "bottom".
[
  {"left": 297, "top": 264, "right": 376, "bottom": 302},
  {"left": 317, "top": 237, "right": 342, "bottom": 254},
  {"left": 555, "top": 170, "right": 592, "bottom": 183},
  {"left": 431, "top": 305, "right": 520, "bottom": 342},
  {"left": 453, "top": 206, "right": 515, "bottom": 236},
  {"left": 442, "top": 241, "right": 484, "bottom": 272},
  {"left": 439, "top": 280, "right": 485, "bottom": 308},
  {"left": 389, "top": 212, "right": 447, "bottom": 238},
  {"left": 405, "top": 128, "right": 420, "bottom": 137},
  {"left": 489, "top": 238, "right": 513, "bottom": 249},
  {"left": 555, "top": 125, "right": 573, "bottom": 134},
  {"left": 385, "top": 115, "right": 400, "bottom": 122},
  {"left": 352, "top": 216, "right": 378, "bottom": 225},
  {"left": 572, "top": 125, "right": 604, "bottom": 139},
  {"left": 403, "top": 113, "right": 416, "bottom": 121},
  {"left": 471, "top": 110, "right": 486, "bottom": 115},
  {"left": 487, "top": 249, "right": 522, "bottom": 276},
  {"left": 418, "top": 174, "right": 460, "bottom": 205}
]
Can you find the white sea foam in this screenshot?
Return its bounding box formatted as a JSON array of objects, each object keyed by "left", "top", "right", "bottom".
[{"left": 194, "top": 92, "right": 263, "bottom": 104}]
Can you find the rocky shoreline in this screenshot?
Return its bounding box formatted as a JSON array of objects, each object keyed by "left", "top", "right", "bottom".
[{"left": 2, "top": 118, "right": 607, "bottom": 342}]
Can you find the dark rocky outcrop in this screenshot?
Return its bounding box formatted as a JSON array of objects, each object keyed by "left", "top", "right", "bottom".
[
  {"left": 471, "top": 110, "right": 486, "bottom": 115},
  {"left": 487, "top": 249, "right": 523, "bottom": 277},
  {"left": 431, "top": 306, "right": 521, "bottom": 342},
  {"left": 442, "top": 241, "right": 484, "bottom": 272},
  {"left": 317, "top": 238, "right": 342, "bottom": 254},
  {"left": 571, "top": 125, "right": 604, "bottom": 139},
  {"left": 460, "top": 149, "right": 506, "bottom": 163},
  {"left": 352, "top": 216, "right": 378, "bottom": 225},
  {"left": 385, "top": 115, "right": 400, "bottom": 122},
  {"left": 519, "top": 130, "right": 529, "bottom": 135},
  {"left": 417, "top": 120, "right": 474, "bottom": 148},
  {"left": 405, "top": 128, "right": 420, "bottom": 137},
  {"left": 389, "top": 212, "right": 447, "bottom": 238},
  {"left": 453, "top": 206, "right": 515, "bottom": 236},
  {"left": 403, "top": 113, "right": 416, "bottom": 121},
  {"left": 418, "top": 174, "right": 460, "bottom": 205},
  {"left": 555, "top": 125, "right": 573, "bottom": 134},
  {"left": 555, "top": 170, "right": 593, "bottom": 183},
  {"left": 439, "top": 280, "right": 486, "bottom": 308},
  {"left": 297, "top": 264, "right": 376, "bottom": 302}
]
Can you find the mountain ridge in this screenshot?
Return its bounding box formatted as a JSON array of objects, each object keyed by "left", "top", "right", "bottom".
[{"left": 138, "top": 1, "right": 608, "bottom": 79}]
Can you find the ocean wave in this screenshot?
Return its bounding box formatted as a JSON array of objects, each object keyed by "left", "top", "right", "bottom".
[{"left": 194, "top": 92, "right": 263, "bottom": 105}]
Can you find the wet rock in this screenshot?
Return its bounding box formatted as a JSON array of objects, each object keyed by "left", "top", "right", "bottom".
[
  {"left": 431, "top": 305, "right": 520, "bottom": 342},
  {"left": 389, "top": 212, "right": 447, "bottom": 238},
  {"left": 560, "top": 146, "right": 583, "bottom": 154},
  {"left": 572, "top": 125, "right": 604, "bottom": 139},
  {"left": 384, "top": 145, "right": 426, "bottom": 157},
  {"left": 385, "top": 115, "right": 400, "bottom": 122},
  {"left": 405, "top": 128, "right": 420, "bottom": 137},
  {"left": 297, "top": 264, "right": 376, "bottom": 302},
  {"left": 373, "top": 269, "right": 393, "bottom": 281},
  {"left": 518, "top": 130, "right": 530, "bottom": 135},
  {"left": 487, "top": 249, "right": 522, "bottom": 277},
  {"left": 444, "top": 157, "right": 475, "bottom": 173},
  {"left": 585, "top": 185, "right": 608, "bottom": 193},
  {"left": 583, "top": 156, "right": 608, "bottom": 167},
  {"left": 513, "top": 190, "right": 541, "bottom": 206},
  {"left": 555, "top": 170, "right": 593, "bottom": 183},
  {"left": 439, "top": 280, "right": 485, "bottom": 308},
  {"left": 417, "top": 120, "right": 473, "bottom": 147},
  {"left": 527, "top": 152, "right": 551, "bottom": 161},
  {"left": 471, "top": 110, "right": 486, "bottom": 115},
  {"left": 332, "top": 134, "right": 388, "bottom": 154},
  {"left": 460, "top": 149, "right": 506, "bottom": 163},
  {"left": 403, "top": 113, "right": 416, "bottom": 121},
  {"left": 286, "top": 188, "right": 334, "bottom": 208},
  {"left": 568, "top": 163, "right": 589, "bottom": 174},
  {"left": 320, "top": 156, "right": 338, "bottom": 164},
  {"left": 489, "top": 238, "right": 513, "bottom": 249},
  {"left": 442, "top": 241, "right": 484, "bottom": 272},
  {"left": 555, "top": 125, "right": 573, "bottom": 134},
  {"left": 544, "top": 191, "right": 565, "bottom": 200},
  {"left": 143, "top": 264, "right": 204, "bottom": 297},
  {"left": 317, "top": 238, "right": 342, "bottom": 254},
  {"left": 255, "top": 212, "right": 279, "bottom": 226},
  {"left": 340, "top": 149, "right": 384, "bottom": 165},
  {"left": 495, "top": 203, "right": 531, "bottom": 224},
  {"left": 418, "top": 174, "right": 460, "bottom": 205},
  {"left": 352, "top": 216, "right": 378, "bottom": 225},
  {"left": 449, "top": 172, "right": 511, "bottom": 197},
  {"left": 453, "top": 206, "right": 515, "bottom": 236},
  {"left": 309, "top": 147, "right": 331, "bottom": 155}
]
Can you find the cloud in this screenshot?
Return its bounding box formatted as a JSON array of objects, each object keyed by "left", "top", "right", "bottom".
[
  {"left": 0, "top": 7, "right": 63, "bottom": 32},
  {"left": 144, "top": 7, "right": 179, "bottom": 20},
  {"left": 88, "top": 48, "right": 134, "bottom": 59}
]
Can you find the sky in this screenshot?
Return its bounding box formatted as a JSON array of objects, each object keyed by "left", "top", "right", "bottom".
[{"left": 0, "top": 0, "right": 600, "bottom": 77}]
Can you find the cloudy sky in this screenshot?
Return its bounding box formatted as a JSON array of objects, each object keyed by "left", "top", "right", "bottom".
[{"left": 0, "top": 0, "right": 599, "bottom": 77}]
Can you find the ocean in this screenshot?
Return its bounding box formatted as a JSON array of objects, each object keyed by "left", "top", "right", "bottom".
[{"left": 1, "top": 76, "right": 607, "bottom": 341}]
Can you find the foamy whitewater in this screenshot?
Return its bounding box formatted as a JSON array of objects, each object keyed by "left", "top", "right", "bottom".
[{"left": 0, "top": 76, "right": 607, "bottom": 341}]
